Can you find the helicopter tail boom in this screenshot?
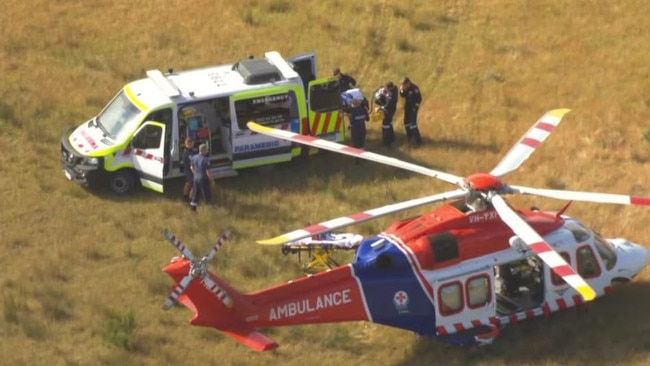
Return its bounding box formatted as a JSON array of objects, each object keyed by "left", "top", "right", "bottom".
[{"left": 163, "top": 255, "right": 370, "bottom": 351}]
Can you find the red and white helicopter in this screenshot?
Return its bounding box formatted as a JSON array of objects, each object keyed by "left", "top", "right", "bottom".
[{"left": 162, "top": 109, "right": 650, "bottom": 351}]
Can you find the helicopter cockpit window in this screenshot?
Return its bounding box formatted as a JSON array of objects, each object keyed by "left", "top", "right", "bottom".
[
  {"left": 438, "top": 282, "right": 463, "bottom": 316},
  {"left": 593, "top": 234, "right": 617, "bottom": 270},
  {"left": 565, "top": 221, "right": 591, "bottom": 243}
]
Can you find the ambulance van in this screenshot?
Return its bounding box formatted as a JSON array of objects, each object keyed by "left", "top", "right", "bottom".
[{"left": 60, "top": 51, "right": 343, "bottom": 194}]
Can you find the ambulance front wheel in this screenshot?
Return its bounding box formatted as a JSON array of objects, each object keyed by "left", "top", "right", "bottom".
[{"left": 109, "top": 170, "right": 137, "bottom": 194}]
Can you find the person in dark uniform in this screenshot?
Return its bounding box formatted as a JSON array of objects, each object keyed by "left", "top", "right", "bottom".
[
  {"left": 399, "top": 77, "right": 423, "bottom": 146},
  {"left": 181, "top": 137, "right": 196, "bottom": 202},
  {"left": 189, "top": 143, "right": 214, "bottom": 211},
  {"left": 373, "top": 81, "right": 398, "bottom": 148},
  {"left": 333, "top": 67, "right": 357, "bottom": 92},
  {"left": 347, "top": 98, "right": 369, "bottom": 153}
]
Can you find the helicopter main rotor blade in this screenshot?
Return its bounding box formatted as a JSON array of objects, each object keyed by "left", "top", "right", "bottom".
[
  {"left": 163, "top": 275, "right": 193, "bottom": 310},
  {"left": 164, "top": 231, "right": 195, "bottom": 261},
  {"left": 247, "top": 122, "right": 463, "bottom": 186},
  {"left": 257, "top": 189, "right": 468, "bottom": 245},
  {"left": 508, "top": 185, "right": 650, "bottom": 206},
  {"left": 491, "top": 194, "right": 597, "bottom": 302},
  {"left": 205, "top": 230, "right": 231, "bottom": 262},
  {"left": 489, "top": 109, "right": 571, "bottom": 178}
]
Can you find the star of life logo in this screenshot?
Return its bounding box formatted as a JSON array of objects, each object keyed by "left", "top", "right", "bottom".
[{"left": 393, "top": 290, "right": 409, "bottom": 313}]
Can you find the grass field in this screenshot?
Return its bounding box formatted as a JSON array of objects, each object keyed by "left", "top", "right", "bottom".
[{"left": 3, "top": 0, "right": 650, "bottom": 365}]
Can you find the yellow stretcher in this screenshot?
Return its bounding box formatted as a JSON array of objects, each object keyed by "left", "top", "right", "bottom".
[{"left": 281, "top": 233, "right": 363, "bottom": 272}]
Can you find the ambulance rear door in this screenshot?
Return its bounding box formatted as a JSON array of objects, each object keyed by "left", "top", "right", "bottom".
[
  {"left": 288, "top": 52, "right": 316, "bottom": 96},
  {"left": 307, "top": 78, "right": 344, "bottom": 142},
  {"left": 229, "top": 87, "right": 298, "bottom": 170},
  {"left": 131, "top": 121, "right": 166, "bottom": 193}
]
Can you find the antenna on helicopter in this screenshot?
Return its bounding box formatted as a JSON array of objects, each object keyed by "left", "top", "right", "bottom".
[{"left": 162, "top": 230, "right": 233, "bottom": 310}]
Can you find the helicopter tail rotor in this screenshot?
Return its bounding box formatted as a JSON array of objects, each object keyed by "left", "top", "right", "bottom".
[
  {"left": 164, "top": 231, "right": 195, "bottom": 261},
  {"left": 162, "top": 230, "right": 233, "bottom": 309}
]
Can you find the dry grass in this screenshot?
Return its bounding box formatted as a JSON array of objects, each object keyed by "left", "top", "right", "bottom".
[{"left": 3, "top": 0, "right": 650, "bottom": 364}]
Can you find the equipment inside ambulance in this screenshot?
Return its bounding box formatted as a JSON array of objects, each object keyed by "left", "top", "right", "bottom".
[{"left": 60, "top": 51, "right": 344, "bottom": 194}]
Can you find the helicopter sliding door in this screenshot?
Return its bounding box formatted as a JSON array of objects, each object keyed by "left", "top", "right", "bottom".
[
  {"left": 434, "top": 270, "right": 496, "bottom": 329},
  {"left": 494, "top": 257, "right": 544, "bottom": 315}
]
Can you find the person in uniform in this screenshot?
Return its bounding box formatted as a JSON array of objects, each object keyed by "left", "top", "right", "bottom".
[
  {"left": 399, "top": 77, "right": 423, "bottom": 147},
  {"left": 189, "top": 143, "right": 215, "bottom": 211},
  {"left": 181, "top": 137, "right": 196, "bottom": 202},
  {"left": 373, "top": 81, "right": 398, "bottom": 148},
  {"left": 333, "top": 67, "right": 357, "bottom": 92},
  {"left": 347, "top": 98, "right": 370, "bottom": 161}
]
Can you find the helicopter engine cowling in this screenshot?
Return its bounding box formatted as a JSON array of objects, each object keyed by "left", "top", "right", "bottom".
[{"left": 354, "top": 236, "right": 422, "bottom": 271}]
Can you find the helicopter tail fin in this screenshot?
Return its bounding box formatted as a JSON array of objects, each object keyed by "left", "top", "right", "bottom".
[{"left": 163, "top": 257, "right": 279, "bottom": 351}]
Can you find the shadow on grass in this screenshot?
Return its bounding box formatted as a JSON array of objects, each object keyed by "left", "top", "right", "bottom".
[{"left": 397, "top": 281, "right": 650, "bottom": 366}]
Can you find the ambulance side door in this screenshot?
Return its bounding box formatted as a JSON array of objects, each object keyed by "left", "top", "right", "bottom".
[
  {"left": 307, "top": 78, "right": 344, "bottom": 141},
  {"left": 131, "top": 121, "right": 166, "bottom": 193},
  {"left": 229, "top": 88, "right": 295, "bottom": 170}
]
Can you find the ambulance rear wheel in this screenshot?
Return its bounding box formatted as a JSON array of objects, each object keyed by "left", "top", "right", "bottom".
[{"left": 109, "top": 170, "right": 137, "bottom": 194}]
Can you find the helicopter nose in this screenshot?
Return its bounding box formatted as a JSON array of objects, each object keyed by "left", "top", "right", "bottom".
[
  {"left": 631, "top": 244, "right": 650, "bottom": 277},
  {"left": 610, "top": 239, "right": 650, "bottom": 279}
]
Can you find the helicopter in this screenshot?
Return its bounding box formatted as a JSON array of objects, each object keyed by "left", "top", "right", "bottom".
[{"left": 162, "top": 109, "right": 650, "bottom": 351}]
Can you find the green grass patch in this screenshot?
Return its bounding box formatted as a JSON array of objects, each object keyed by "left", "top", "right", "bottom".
[{"left": 104, "top": 309, "right": 137, "bottom": 351}]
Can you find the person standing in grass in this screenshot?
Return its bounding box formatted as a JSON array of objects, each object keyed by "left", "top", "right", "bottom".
[
  {"left": 189, "top": 143, "right": 214, "bottom": 211},
  {"left": 181, "top": 137, "right": 197, "bottom": 202},
  {"left": 347, "top": 98, "right": 369, "bottom": 164},
  {"left": 373, "top": 81, "right": 398, "bottom": 148},
  {"left": 399, "top": 77, "right": 423, "bottom": 147}
]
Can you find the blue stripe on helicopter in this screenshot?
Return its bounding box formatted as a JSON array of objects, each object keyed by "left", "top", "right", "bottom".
[{"left": 351, "top": 236, "right": 437, "bottom": 335}]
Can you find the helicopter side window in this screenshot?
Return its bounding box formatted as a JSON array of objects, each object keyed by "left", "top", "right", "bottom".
[
  {"left": 438, "top": 281, "right": 463, "bottom": 316},
  {"left": 550, "top": 252, "right": 571, "bottom": 286},
  {"left": 576, "top": 245, "right": 601, "bottom": 278},
  {"left": 466, "top": 274, "right": 491, "bottom": 308}
]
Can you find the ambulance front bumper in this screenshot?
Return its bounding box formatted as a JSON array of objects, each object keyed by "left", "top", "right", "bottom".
[{"left": 60, "top": 128, "right": 103, "bottom": 187}]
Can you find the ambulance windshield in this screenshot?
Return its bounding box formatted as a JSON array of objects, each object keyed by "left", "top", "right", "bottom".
[{"left": 97, "top": 90, "right": 143, "bottom": 141}]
